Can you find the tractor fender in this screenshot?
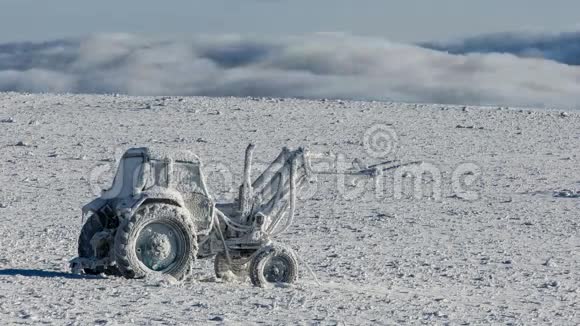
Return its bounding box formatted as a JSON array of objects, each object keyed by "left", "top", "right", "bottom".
[
  {"left": 100, "top": 188, "right": 185, "bottom": 222},
  {"left": 142, "top": 187, "right": 214, "bottom": 237},
  {"left": 118, "top": 187, "right": 214, "bottom": 237},
  {"left": 140, "top": 187, "right": 187, "bottom": 208},
  {"left": 82, "top": 198, "right": 109, "bottom": 217}
]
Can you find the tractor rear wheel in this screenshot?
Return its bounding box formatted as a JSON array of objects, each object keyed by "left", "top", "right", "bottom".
[
  {"left": 249, "top": 244, "right": 298, "bottom": 287},
  {"left": 114, "top": 203, "right": 197, "bottom": 280},
  {"left": 77, "top": 214, "right": 119, "bottom": 275}
]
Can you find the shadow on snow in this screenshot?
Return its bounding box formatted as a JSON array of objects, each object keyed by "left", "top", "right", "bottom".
[{"left": 0, "top": 268, "right": 104, "bottom": 279}]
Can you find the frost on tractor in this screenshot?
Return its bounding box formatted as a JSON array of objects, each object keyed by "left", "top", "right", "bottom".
[{"left": 70, "top": 144, "right": 317, "bottom": 286}]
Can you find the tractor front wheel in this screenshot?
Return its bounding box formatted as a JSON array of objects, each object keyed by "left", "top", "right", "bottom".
[
  {"left": 249, "top": 244, "right": 298, "bottom": 287},
  {"left": 114, "top": 203, "right": 197, "bottom": 280}
]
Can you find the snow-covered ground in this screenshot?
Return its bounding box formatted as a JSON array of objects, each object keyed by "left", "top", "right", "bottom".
[{"left": 0, "top": 92, "right": 578, "bottom": 325}]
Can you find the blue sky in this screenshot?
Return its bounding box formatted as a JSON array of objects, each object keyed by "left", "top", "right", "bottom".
[{"left": 1, "top": 0, "right": 579, "bottom": 43}]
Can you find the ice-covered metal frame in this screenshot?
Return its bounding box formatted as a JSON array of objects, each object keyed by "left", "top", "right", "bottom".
[{"left": 71, "top": 144, "right": 314, "bottom": 276}]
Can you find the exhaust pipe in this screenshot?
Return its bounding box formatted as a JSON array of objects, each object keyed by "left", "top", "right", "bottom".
[{"left": 239, "top": 144, "right": 255, "bottom": 219}]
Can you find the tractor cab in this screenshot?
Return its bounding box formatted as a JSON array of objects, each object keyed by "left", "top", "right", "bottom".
[
  {"left": 87, "top": 148, "right": 214, "bottom": 238},
  {"left": 101, "top": 147, "right": 210, "bottom": 199}
]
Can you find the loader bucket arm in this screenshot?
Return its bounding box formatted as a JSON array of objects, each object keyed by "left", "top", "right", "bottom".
[{"left": 247, "top": 147, "right": 314, "bottom": 222}]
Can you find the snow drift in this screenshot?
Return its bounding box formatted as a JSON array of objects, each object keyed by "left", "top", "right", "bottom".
[{"left": 0, "top": 33, "right": 579, "bottom": 108}]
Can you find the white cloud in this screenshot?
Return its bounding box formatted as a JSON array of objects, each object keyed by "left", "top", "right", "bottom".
[
  {"left": 0, "top": 33, "right": 579, "bottom": 108},
  {"left": 0, "top": 69, "right": 74, "bottom": 93},
  {"left": 422, "top": 30, "right": 580, "bottom": 66}
]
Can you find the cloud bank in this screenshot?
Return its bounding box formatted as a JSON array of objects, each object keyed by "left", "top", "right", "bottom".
[
  {"left": 0, "top": 33, "right": 579, "bottom": 108},
  {"left": 422, "top": 30, "right": 580, "bottom": 66}
]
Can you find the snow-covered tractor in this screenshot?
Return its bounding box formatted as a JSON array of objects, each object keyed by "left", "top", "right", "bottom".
[{"left": 70, "top": 144, "right": 314, "bottom": 286}]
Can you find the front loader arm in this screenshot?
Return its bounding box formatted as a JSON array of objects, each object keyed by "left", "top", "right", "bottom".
[{"left": 235, "top": 145, "right": 313, "bottom": 235}]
